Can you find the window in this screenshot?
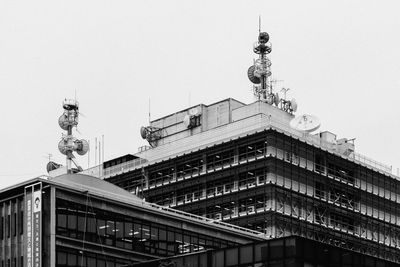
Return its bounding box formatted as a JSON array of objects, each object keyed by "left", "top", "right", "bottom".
[
  {"left": 238, "top": 141, "right": 266, "bottom": 161},
  {"left": 19, "top": 211, "right": 23, "bottom": 235},
  {"left": 206, "top": 149, "right": 234, "bottom": 170},
  {"left": 55, "top": 198, "right": 240, "bottom": 257},
  {"left": 7, "top": 215, "right": 10, "bottom": 238}
]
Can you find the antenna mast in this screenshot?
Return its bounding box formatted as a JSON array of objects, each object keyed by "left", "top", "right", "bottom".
[
  {"left": 58, "top": 99, "right": 89, "bottom": 174},
  {"left": 247, "top": 23, "right": 298, "bottom": 115},
  {"left": 247, "top": 22, "right": 274, "bottom": 103}
]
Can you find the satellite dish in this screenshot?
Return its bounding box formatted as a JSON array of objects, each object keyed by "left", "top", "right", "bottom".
[
  {"left": 76, "top": 139, "right": 89, "bottom": 155},
  {"left": 290, "top": 114, "right": 320, "bottom": 133},
  {"left": 139, "top": 126, "right": 162, "bottom": 147},
  {"left": 140, "top": 126, "right": 147, "bottom": 139},
  {"left": 58, "top": 137, "right": 89, "bottom": 155},
  {"left": 291, "top": 98, "right": 298, "bottom": 112},
  {"left": 247, "top": 65, "right": 261, "bottom": 84},
  {"left": 58, "top": 139, "right": 68, "bottom": 155},
  {"left": 58, "top": 115, "right": 69, "bottom": 130},
  {"left": 46, "top": 161, "right": 62, "bottom": 173},
  {"left": 189, "top": 107, "right": 200, "bottom": 116},
  {"left": 183, "top": 115, "right": 192, "bottom": 128}
]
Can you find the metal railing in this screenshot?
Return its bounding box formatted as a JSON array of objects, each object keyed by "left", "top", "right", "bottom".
[
  {"left": 82, "top": 113, "right": 396, "bottom": 179},
  {"left": 267, "top": 116, "right": 394, "bottom": 176},
  {"left": 102, "top": 158, "right": 148, "bottom": 177},
  {"left": 142, "top": 201, "right": 266, "bottom": 238}
]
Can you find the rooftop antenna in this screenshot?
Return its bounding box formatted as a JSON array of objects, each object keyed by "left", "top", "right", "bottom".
[
  {"left": 290, "top": 114, "right": 320, "bottom": 133},
  {"left": 247, "top": 24, "right": 298, "bottom": 115},
  {"left": 44, "top": 153, "right": 53, "bottom": 162},
  {"left": 148, "top": 98, "right": 151, "bottom": 123},
  {"left": 247, "top": 20, "right": 275, "bottom": 105},
  {"left": 58, "top": 99, "right": 89, "bottom": 174},
  {"left": 280, "top": 87, "right": 290, "bottom": 100}
]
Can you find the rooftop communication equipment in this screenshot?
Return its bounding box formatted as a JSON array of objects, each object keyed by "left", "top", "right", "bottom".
[
  {"left": 46, "top": 161, "right": 62, "bottom": 173},
  {"left": 290, "top": 114, "right": 321, "bottom": 133},
  {"left": 248, "top": 30, "right": 273, "bottom": 103},
  {"left": 247, "top": 24, "right": 298, "bottom": 115},
  {"left": 140, "top": 126, "right": 162, "bottom": 147},
  {"left": 184, "top": 106, "right": 202, "bottom": 129},
  {"left": 57, "top": 99, "right": 89, "bottom": 173}
]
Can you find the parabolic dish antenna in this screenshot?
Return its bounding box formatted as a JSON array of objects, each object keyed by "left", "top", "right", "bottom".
[
  {"left": 189, "top": 107, "right": 200, "bottom": 116},
  {"left": 140, "top": 126, "right": 147, "bottom": 139},
  {"left": 247, "top": 65, "right": 261, "bottom": 84},
  {"left": 290, "top": 114, "right": 320, "bottom": 133},
  {"left": 183, "top": 115, "right": 191, "bottom": 128}
]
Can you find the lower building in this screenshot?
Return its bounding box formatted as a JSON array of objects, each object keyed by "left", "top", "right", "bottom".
[
  {"left": 131, "top": 236, "right": 399, "bottom": 267},
  {"left": 0, "top": 174, "right": 263, "bottom": 267}
]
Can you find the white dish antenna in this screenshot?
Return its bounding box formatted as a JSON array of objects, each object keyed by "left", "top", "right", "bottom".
[
  {"left": 189, "top": 107, "right": 201, "bottom": 116},
  {"left": 183, "top": 115, "right": 191, "bottom": 128},
  {"left": 290, "top": 114, "right": 320, "bottom": 133},
  {"left": 139, "top": 126, "right": 162, "bottom": 147}
]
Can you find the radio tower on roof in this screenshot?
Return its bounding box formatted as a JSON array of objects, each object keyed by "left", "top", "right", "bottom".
[
  {"left": 247, "top": 23, "right": 298, "bottom": 114},
  {"left": 57, "top": 99, "right": 89, "bottom": 174},
  {"left": 247, "top": 25, "right": 278, "bottom": 104}
]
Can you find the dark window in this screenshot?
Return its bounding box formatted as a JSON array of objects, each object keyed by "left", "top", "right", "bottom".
[
  {"left": 19, "top": 211, "right": 23, "bottom": 235},
  {"left": 55, "top": 198, "right": 239, "bottom": 257},
  {"left": 13, "top": 213, "right": 16, "bottom": 237},
  {"left": 7, "top": 215, "right": 10, "bottom": 238},
  {"left": 206, "top": 149, "right": 234, "bottom": 170},
  {"left": 0, "top": 216, "right": 3, "bottom": 240}
]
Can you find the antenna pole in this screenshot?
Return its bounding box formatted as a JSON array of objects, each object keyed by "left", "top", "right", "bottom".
[
  {"left": 88, "top": 140, "right": 90, "bottom": 168},
  {"left": 148, "top": 98, "right": 151, "bottom": 123},
  {"left": 95, "top": 137, "right": 97, "bottom": 165},
  {"left": 102, "top": 134, "right": 104, "bottom": 165},
  {"left": 98, "top": 140, "right": 101, "bottom": 166},
  {"left": 259, "top": 15, "right": 261, "bottom": 33}
]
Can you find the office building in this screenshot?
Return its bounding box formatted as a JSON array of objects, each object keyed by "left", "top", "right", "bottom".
[
  {"left": 92, "top": 31, "right": 400, "bottom": 263},
  {"left": 0, "top": 173, "right": 264, "bottom": 267}
]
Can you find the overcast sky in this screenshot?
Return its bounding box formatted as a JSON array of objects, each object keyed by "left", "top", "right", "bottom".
[{"left": 1, "top": 0, "right": 399, "bottom": 189}]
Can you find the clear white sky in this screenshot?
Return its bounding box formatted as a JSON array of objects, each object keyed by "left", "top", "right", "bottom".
[{"left": 1, "top": 0, "right": 400, "bottom": 189}]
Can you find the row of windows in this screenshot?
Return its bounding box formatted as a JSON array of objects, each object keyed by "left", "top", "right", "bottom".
[
  {"left": 0, "top": 257, "right": 23, "bottom": 267},
  {"left": 135, "top": 236, "right": 400, "bottom": 267},
  {"left": 57, "top": 248, "right": 130, "bottom": 267},
  {"left": 0, "top": 212, "right": 23, "bottom": 240},
  {"left": 146, "top": 141, "right": 269, "bottom": 189},
  {"left": 56, "top": 199, "right": 237, "bottom": 257},
  {"left": 150, "top": 164, "right": 400, "bottom": 229},
  {"left": 142, "top": 132, "right": 400, "bottom": 198}
]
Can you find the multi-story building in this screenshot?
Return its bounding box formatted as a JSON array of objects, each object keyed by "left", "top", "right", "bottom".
[
  {"left": 75, "top": 31, "right": 400, "bottom": 264},
  {"left": 100, "top": 97, "right": 400, "bottom": 263},
  {"left": 0, "top": 173, "right": 263, "bottom": 267},
  {"left": 132, "top": 236, "right": 399, "bottom": 267}
]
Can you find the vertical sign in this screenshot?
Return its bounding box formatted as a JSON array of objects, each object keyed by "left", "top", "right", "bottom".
[
  {"left": 26, "top": 190, "right": 32, "bottom": 267},
  {"left": 33, "top": 190, "right": 41, "bottom": 267},
  {"left": 25, "top": 183, "right": 42, "bottom": 267}
]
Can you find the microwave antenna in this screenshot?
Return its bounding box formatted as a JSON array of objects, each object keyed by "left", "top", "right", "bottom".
[
  {"left": 58, "top": 99, "right": 89, "bottom": 174},
  {"left": 247, "top": 19, "right": 277, "bottom": 105}
]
